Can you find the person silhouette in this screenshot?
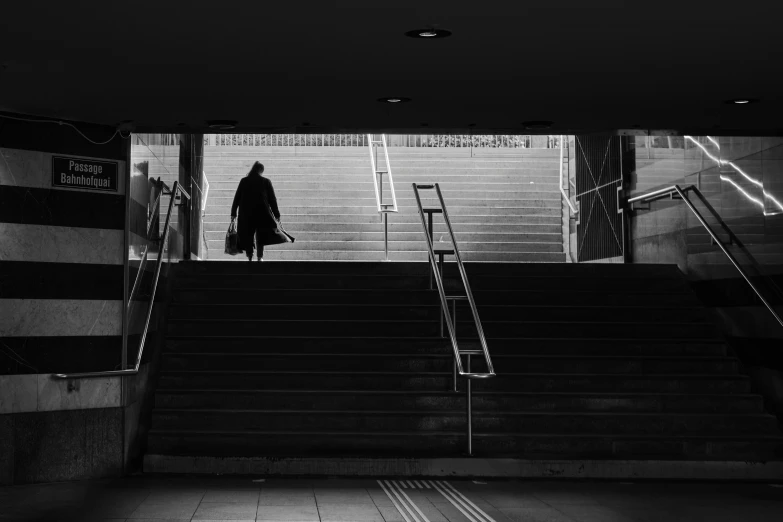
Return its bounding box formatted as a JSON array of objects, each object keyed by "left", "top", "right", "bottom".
[{"left": 230, "top": 161, "right": 292, "bottom": 261}]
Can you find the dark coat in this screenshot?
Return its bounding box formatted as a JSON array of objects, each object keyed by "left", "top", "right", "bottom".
[{"left": 230, "top": 174, "right": 280, "bottom": 251}]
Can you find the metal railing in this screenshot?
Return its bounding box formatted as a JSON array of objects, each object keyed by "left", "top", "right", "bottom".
[
  {"left": 53, "top": 180, "right": 192, "bottom": 379},
  {"left": 628, "top": 184, "right": 783, "bottom": 329},
  {"left": 412, "top": 183, "right": 496, "bottom": 456},
  {"left": 204, "top": 134, "right": 563, "bottom": 148},
  {"left": 559, "top": 134, "right": 578, "bottom": 216},
  {"left": 368, "top": 134, "right": 398, "bottom": 260}
]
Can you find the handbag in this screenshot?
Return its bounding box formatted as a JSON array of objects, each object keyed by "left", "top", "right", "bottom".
[{"left": 224, "top": 220, "right": 240, "bottom": 255}]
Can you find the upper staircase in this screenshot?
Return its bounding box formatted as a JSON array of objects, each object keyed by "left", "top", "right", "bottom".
[
  {"left": 144, "top": 261, "right": 783, "bottom": 474},
  {"left": 201, "top": 147, "right": 565, "bottom": 262}
]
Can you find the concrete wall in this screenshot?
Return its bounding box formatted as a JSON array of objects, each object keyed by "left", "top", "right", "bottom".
[{"left": 628, "top": 135, "right": 783, "bottom": 422}]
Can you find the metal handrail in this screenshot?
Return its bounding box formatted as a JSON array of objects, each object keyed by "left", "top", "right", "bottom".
[
  {"left": 53, "top": 180, "right": 191, "bottom": 379},
  {"left": 559, "top": 134, "right": 578, "bottom": 216},
  {"left": 413, "top": 182, "right": 495, "bottom": 456},
  {"left": 628, "top": 184, "right": 783, "bottom": 328},
  {"left": 201, "top": 171, "right": 210, "bottom": 218},
  {"left": 381, "top": 135, "right": 398, "bottom": 212},
  {"left": 367, "top": 134, "right": 398, "bottom": 260},
  {"left": 127, "top": 178, "right": 164, "bottom": 308}
]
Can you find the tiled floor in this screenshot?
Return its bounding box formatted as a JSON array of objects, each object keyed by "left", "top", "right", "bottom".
[{"left": 0, "top": 476, "right": 781, "bottom": 522}]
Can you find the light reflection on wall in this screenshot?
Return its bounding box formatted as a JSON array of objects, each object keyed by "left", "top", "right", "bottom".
[
  {"left": 629, "top": 134, "right": 783, "bottom": 283},
  {"left": 684, "top": 136, "right": 783, "bottom": 215}
]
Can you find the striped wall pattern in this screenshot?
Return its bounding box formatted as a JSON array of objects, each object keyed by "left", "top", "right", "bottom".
[{"left": 0, "top": 123, "right": 128, "bottom": 414}]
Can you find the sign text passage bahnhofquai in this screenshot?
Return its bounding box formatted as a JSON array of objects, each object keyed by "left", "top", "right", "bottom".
[{"left": 51, "top": 156, "right": 118, "bottom": 192}]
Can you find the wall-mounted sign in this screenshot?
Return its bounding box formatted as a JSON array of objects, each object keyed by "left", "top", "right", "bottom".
[{"left": 51, "top": 156, "right": 118, "bottom": 192}]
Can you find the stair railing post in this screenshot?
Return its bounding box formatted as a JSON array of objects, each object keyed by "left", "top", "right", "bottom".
[
  {"left": 379, "top": 171, "right": 388, "bottom": 260},
  {"left": 439, "top": 253, "right": 446, "bottom": 342},
  {"left": 452, "top": 298, "right": 457, "bottom": 393},
  {"left": 439, "top": 253, "right": 445, "bottom": 289},
  {"left": 427, "top": 212, "right": 434, "bottom": 290},
  {"left": 466, "top": 353, "right": 472, "bottom": 456},
  {"left": 453, "top": 355, "right": 458, "bottom": 392},
  {"left": 187, "top": 192, "right": 192, "bottom": 260}
]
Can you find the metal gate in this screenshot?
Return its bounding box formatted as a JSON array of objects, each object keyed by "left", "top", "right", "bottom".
[{"left": 574, "top": 135, "right": 632, "bottom": 262}]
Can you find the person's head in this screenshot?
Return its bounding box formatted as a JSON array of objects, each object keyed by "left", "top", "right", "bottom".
[{"left": 248, "top": 161, "right": 265, "bottom": 176}]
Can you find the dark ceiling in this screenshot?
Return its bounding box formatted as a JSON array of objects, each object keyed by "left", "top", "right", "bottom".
[{"left": 1, "top": 0, "right": 782, "bottom": 135}]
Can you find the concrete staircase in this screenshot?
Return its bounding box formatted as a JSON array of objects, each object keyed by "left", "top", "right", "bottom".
[
  {"left": 202, "top": 146, "right": 565, "bottom": 262},
  {"left": 143, "top": 261, "right": 783, "bottom": 476}
]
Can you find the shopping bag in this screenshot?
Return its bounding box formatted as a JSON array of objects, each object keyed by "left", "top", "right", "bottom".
[{"left": 224, "top": 221, "right": 240, "bottom": 255}]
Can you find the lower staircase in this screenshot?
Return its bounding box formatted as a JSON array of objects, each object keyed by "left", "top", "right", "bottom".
[{"left": 144, "top": 261, "right": 783, "bottom": 476}]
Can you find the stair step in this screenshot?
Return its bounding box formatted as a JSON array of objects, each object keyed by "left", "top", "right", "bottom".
[
  {"left": 161, "top": 354, "right": 738, "bottom": 374},
  {"left": 157, "top": 372, "right": 751, "bottom": 393},
  {"left": 150, "top": 410, "right": 780, "bottom": 435},
  {"left": 166, "top": 303, "right": 709, "bottom": 322},
  {"left": 205, "top": 239, "right": 565, "bottom": 253},
  {"left": 173, "top": 261, "right": 682, "bottom": 277},
  {"left": 203, "top": 222, "right": 564, "bottom": 233},
  {"left": 219, "top": 213, "right": 561, "bottom": 224},
  {"left": 145, "top": 432, "right": 783, "bottom": 460},
  {"left": 209, "top": 203, "right": 563, "bottom": 214},
  {"left": 154, "top": 390, "right": 764, "bottom": 414},
  {"left": 165, "top": 319, "right": 719, "bottom": 339},
  {"left": 172, "top": 274, "right": 691, "bottom": 292},
  {"left": 171, "top": 289, "right": 701, "bottom": 307},
  {"left": 209, "top": 197, "right": 562, "bottom": 208},
  {"left": 164, "top": 337, "right": 728, "bottom": 356},
  {"left": 204, "top": 250, "right": 569, "bottom": 262}
]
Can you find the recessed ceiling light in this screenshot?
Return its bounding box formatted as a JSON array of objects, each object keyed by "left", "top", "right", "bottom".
[
  {"left": 206, "top": 120, "right": 237, "bottom": 130},
  {"left": 522, "top": 120, "right": 554, "bottom": 130},
  {"left": 726, "top": 98, "right": 758, "bottom": 105},
  {"left": 405, "top": 28, "right": 452, "bottom": 39},
  {"left": 378, "top": 97, "right": 411, "bottom": 104}
]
